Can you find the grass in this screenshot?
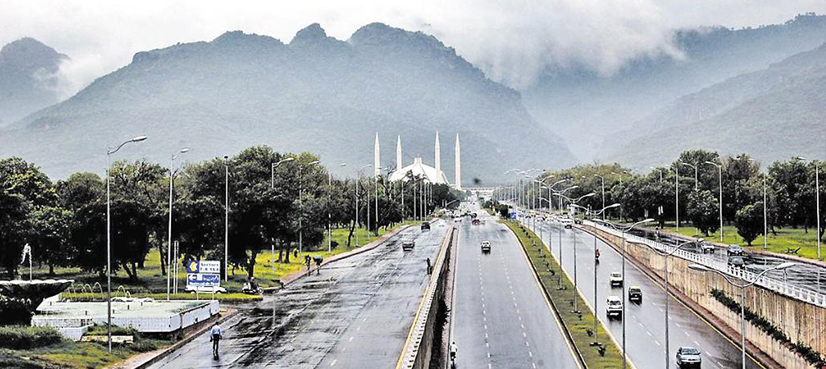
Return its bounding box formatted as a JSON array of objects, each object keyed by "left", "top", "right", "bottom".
[
  {"left": 61, "top": 292, "right": 262, "bottom": 303},
  {"left": 0, "top": 325, "right": 170, "bottom": 369},
  {"left": 650, "top": 221, "right": 824, "bottom": 260},
  {"left": 503, "top": 220, "right": 625, "bottom": 368},
  {"left": 29, "top": 222, "right": 421, "bottom": 298}
]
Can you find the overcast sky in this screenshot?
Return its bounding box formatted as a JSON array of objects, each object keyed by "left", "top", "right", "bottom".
[{"left": 1, "top": 0, "right": 823, "bottom": 94}]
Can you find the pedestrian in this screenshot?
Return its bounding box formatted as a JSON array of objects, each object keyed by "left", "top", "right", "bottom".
[
  {"left": 294, "top": 248, "right": 299, "bottom": 259},
  {"left": 210, "top": 322, "right": 223, "bottom": 359},
  {"left": 450, "top": 341, "right": 457, "bottom": 362},
  {"left": 305, "top": 255, "right": 311, "bottom": 271},
  {"left": 426, "top": 258, "right": 432, "bottom": 275}
]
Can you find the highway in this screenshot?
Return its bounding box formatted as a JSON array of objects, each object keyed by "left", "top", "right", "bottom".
[
  {"left": 527, "top": 217, "right": 763, "bottom": 369},
  {"left": 149, "top": 221, "right": 447, "bottom": 369},
  {"left": 451, "top": 205, "right": 581, "bottom": 369}
]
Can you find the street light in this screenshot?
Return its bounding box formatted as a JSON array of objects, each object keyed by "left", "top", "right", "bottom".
[
  {"left": 328, "top": 163, "right": 347, "bottom": 253},
  {"left": 798, "top": 157, "right": 821, "bottom": 260},
  {"left": 704, "top": 161, "right": 724, "bottom": 242},
  {"left": 167, "top": 148, "right": 189, "bottom": 301},
  {"left": 269, "top": 157, "right": 295, "bottom": 273},
  {"left": 680, "top": 162, "right": 700, "bottom": 236},
  {"left": 356, "top": 164, "right": 371, "bottom": 247},
  {"left": 298, "top": 160, "right": 320, "bottom": 256},
  {"left": 688, "top": 262, "right": 796, "bottom": 369},
  {"left": 106, "top": 135, "right": 147, "bottom": 352},
  {"left": 224, "top": 155, "right": 229, "bottom": 282},
  {"left": 586, "top": 204, "right": 620, "bottom": 347}
]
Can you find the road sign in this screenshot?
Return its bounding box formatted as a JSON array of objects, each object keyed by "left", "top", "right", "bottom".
[
  {"left": 187, "top": 273, "right": 221, "bottom": 287},
  {"left": 185, "top": 260, "right": 221, "bottom": 274}
]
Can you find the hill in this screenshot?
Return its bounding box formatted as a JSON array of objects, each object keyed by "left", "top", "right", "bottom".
[
  {"left": 521, "top": 13, "right": 826, "bottom": 161},
  {"left": 0, "top": 24, "right": 576, "bottom": 183},
  {"left": 0, "top": 38, "right": 68, "bottom": 126}
]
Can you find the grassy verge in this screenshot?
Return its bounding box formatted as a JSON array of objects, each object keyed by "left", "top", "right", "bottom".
[
  {"left": 645, "top": 222, "right": 823, "bottom": 261},
  {"left": 61, "top": 292, "right": 262, "bottom": 302},
  {"left": 32, "top": 222, "right": 421, "bottom": 296},
  {"left": 503, "top": 220, "right": 625, "bottom": 368},
  {"left": 0, "top": 325, "right": 170, "bottom": 369}
]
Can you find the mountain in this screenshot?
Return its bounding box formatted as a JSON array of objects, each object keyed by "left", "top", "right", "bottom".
[
  {"left": 0, "top": 38, "right": 68, "bottom": 127},
  {"left": 609, "top": 43, "right": 826, "bottom": 169},
  {"left": 0, "top": 23, "right": 577, "bottom": 183},
  {"left": 522, "top": 13, "right": 826, "bottom": 161}
]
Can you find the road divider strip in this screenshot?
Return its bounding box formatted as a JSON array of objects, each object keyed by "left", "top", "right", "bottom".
[{"left": 504, "top": 220, "right": 632, "bottom": 369}]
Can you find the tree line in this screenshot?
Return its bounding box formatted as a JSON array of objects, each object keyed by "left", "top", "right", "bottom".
[
  {"left": 0, "top": 146, "right": 459, "bottom": 280},
  {"left": 497, "top": 150, "right": 824, "bottom": 246}
]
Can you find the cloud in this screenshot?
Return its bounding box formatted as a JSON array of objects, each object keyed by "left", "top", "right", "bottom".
[{"left": 0, "top": 0, "right": 821, "bottom": 93}]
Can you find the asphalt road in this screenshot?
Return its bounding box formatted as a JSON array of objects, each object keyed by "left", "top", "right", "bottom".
[
  {"left": 526, "top": 217, "right": 763, "bottom": 369},
  {"left": 149, "top": 221, "right": 447, "bottom": 369},
  {"left": 451, "top": 205, "right": 580, "bottom": 369}
]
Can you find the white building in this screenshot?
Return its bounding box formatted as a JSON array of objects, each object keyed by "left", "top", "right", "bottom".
[{"left": 386, "top": 131, "right": 457, "bottom": 186}]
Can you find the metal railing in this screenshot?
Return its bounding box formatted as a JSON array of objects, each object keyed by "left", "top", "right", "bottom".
[{"left": 584, "top": 220, "right": 826, "bottom": 308}]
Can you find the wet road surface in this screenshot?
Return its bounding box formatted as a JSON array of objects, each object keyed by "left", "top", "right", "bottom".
[
  {"left": 451, "top": 206, "right": 580, "bottom": 369},
  {"left": 149, "top": 221, "right": 447, "bottom": 369},
  {"left": 527, "top": 218, "right": 763, "bottom": 369}
]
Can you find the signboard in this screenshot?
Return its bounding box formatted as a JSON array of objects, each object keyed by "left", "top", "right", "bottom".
[
  {"left": 187, "top": 273, "right": 221, "bottom": 287},
  {"left": 185, "top": 260, "right": 221, "bottom": 274}
]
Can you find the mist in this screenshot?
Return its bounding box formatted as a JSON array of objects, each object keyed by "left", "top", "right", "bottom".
[{"left": 1, "top": 0, "right": 821, "bottom": 95}]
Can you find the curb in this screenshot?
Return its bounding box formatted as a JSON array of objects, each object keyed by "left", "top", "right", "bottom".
[{"left": 581, "top": 225, "right": 783, "bottom": 369}]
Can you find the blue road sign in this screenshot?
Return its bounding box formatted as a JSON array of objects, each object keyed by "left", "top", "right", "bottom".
[{"left": 187, "top": 273, "right": 221, "bottom": 287}]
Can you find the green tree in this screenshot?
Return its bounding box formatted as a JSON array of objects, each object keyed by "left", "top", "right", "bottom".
[
  {"left": 735, "top": 203, "right": 764, "bottom": 246},
  {"left": 0, "top": 188, "right": 30, "bottom": 278},
  {"left": 29, "top": 206, "right": 74, "bottom": 276},
  {"left": 687, "top": 190, "right": 720, "bottom": 236}
]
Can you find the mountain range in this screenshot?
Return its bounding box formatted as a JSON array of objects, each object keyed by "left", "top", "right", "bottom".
[
  {"left": 0, "top": 37, "right": 67, "bottom": 126},
  {"left": 0, "top": 23, "right": 577, "bottom": 183}
]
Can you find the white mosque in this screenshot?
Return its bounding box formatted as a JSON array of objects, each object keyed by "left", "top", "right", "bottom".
[{"left": 379, "top": 131, "right": 462, "bottom": 190}]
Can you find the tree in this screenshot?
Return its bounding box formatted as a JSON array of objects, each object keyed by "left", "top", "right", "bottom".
[
  {"left": 29, "top": 206, "right": 74, "bottom": 276},
  {"left": 687, "top": 190, "right": 720, "bottom": 236},
  {"left": 735, "top": 203, "right": 764, "bottom": 246},
  {"left": 0, "top": 188, "right": 29, "bottom": 278}
]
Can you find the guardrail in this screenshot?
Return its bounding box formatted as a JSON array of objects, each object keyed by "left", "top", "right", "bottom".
[{"left": 584, "top": 220, "right": 826, "bottom": 308}]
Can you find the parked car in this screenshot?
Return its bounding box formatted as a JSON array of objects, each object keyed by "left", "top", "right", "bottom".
[
  {"left": 728, "top": 256, "right": 745, "bottom": 268},
  {"left": 727, "top": 245, "right": 744, "bottom": 256},
  {"left": 610, "top": 272, "right": 623, "bottom": 287},
  {"left": 421, "top": 222, "right": 431, "bottom": 232},
  {"left": 480, "top": 241, "right": 491, "bottom": 253},
  {"left": 186, "top": 285, "right": 227, "bottom": 294},
  {"left": 676, "top": 346, "right": 702, "bottom": 368},
  {"left": 606, "top": 296, "right": 623, "bottom": 319},
  {"left": 628, "top": 286, "right": 642, "bottom": 303},
  {"left": 401, "top": 239, "right": 416, "bottom": 251}
]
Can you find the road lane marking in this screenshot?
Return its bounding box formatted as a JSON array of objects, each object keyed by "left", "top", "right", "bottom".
[{"left": 330, "top": 359, "right": 337, "bottom": 366}]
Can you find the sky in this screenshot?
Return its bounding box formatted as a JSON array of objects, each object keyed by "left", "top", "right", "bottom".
[{"left": 1, "top": 0, "right": 823, "bottom": 94}]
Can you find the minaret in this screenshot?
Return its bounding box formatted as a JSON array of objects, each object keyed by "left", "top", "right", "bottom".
[
  {"left": 374, "top": 133, "right": 380, "bottom": 177},
  {"left": 454, "top": 133, "right": 462, "bottom": 190},
  {"left": 435, "top": 131, "right": 441, "bottom": 182},
  {"left": 396, "top": 135, "right": 402, "bottom": 172}
]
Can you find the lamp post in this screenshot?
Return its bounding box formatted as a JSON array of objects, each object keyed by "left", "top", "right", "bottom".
[
  {"left": 558, "top": 192, "right": 595, "bottom": 313},
  {"left": 106, "top": 135, "right": 147, "bottom": 352},
  {"left": 224, "top": 155, "right": 229, "bottom": 282},
  {"left": 298, "top": 160, "right": 320, "bottom": 256},
  {"left": 356, "top": 164, "right": 371, "bottom": 247},
  {"left": 689, "top": 262, "right": 796, "bottom": 369},
  {"left": 167, "top": 148, "right": 189, "bottom": 301},
  {"left": 673, "top": 166, "right": 680, "bottom": 231},
  {"left": 587, "top": 204, "right": 620, "bottom": 347},
  {"left": 594, "top": 175, "right": 606, "bottom": 220},
  {"left": 269, "top": 157, "right": 295, "bottom": 273},
  {"left": 704, "top": 161, "right": 724, "bottom": 242},
  {"left": 328, "top": 163, "right": 346, "bottom": 253},
  {"left": 799, "top": 157, "right": 821, "bottom": 259}
]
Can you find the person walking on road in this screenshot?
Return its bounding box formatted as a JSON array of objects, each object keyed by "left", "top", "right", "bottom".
[
  {"left": 210, "top": 322, "right": 223, "bottom": 359},
  {"left": 450, "top": 341, "right": 458, "bottom": 365}
]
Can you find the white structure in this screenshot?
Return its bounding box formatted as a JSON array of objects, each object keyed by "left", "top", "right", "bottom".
[
  {"left": 374, "top": 133, "right": 380, "bottom": 177},
  {"left": 435, "top": 131, "right": 441, "bottom": 177},
  {"left": 455, "top": 133, "right": 462, "bottom": 190},
  {"left": 386, "top": 131, "right": 460, "bottom": 188},
  {"left": 389, "top": 157, "right": 450, "bottom": 184},
  {"left": 396, "top": 135, "right": 402, "bottom": 172}
]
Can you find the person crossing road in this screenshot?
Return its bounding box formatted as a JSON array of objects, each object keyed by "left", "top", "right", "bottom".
[{"left": 210, "top": 323, "right": 223, "bottom": 359}]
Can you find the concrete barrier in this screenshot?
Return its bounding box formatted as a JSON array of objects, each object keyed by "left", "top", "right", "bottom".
[
  {"left": 396, "top": 225, "right": 456, "bottom": 369},
  {"left": 582, "top": 224, "right": 822, "bottom": 369}
]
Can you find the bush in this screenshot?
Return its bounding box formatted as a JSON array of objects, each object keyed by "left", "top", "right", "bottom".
[{"left": 0, "top": 325, "right": 64, "bottom": 349}]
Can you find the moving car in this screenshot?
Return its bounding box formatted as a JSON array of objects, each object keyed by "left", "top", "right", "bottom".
[
  {"left": 698, "top": 239, "right": 715, "bottom": 254},
  {"left": 574, "top": 218, "right": 583, "bottom": 225},
  {"left": 628, "top": 286, "right": 642, "bottom": 303},
  {"left": 610, "top": 272, "right": 623, "bottom": 287},
  {"left": 401, "top": 239, "right": 416, "bottom": 251},
  {"left": 606, "top": 296, "right": 623, "bottom": 319},
  {"left": 728, "top": 256, "right": 745, "bottom": 268},
  {"left": 561, "top": 218, "right": 574, "bottom": 229},
  {"left": 480, "top": 241, "right": 491, "bottom": 253},
  {"left": 421, "top": 222, "right": 431, "bottom": 232},
  {"left": 676, "top": 346, "right": 702, "bottom": 368},
  {"left": 727, "top": 245, "right": 744, "bottom": 256}
]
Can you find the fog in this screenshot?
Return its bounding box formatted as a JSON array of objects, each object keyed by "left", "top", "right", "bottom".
[{"left": 1, "top": 0, "right": 821, "bottom": 95}]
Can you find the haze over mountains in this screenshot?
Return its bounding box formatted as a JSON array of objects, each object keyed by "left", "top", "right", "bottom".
[
  {"left": 0, "top": 23, "right": 576, "bottom": 183},
  {"left": 0, "top": 37, "right": 67, "bottom": 126}
]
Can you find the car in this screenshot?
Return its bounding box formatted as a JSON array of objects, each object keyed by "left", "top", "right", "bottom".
[
  {"left": 421, "top": 222, "right": 431, "bottom": 232},
  {"left": 727, "top": 245, "right": 744, "bottom": 256},
  {"left": 480, "top": 241, "right": 491, "bottom": 253},
  {"left": 628, "top": 286, "right": 642, "bottom": 303},
  {"left": 606, "top": 296, "right": 623, "bottom": 319},
  {"left": 574, "top": 218, "right": 583, "bottom": 225},
  {"left": 609, "top": 272, "right": 623, "bottom": 287},
  {"left": 185, "top": 285, "right": 227, "bottom": 294},
  {"left": 676, "top": 346, "right": 702, "bottom": 368},
  {"left": 401, "top": 239, "right": 415, "bottom": 251},
  {"left": 698, "top": 239, "right": 715, "bottom": 254},
  {"left": 561, "top": 218, "right": 574, "bottom": 229},
  {"left": 472, "top": 219, "right": 481, "bottom": 225},
  {"left": 728, "top": 256, "right": 745, "bottom": 268}
]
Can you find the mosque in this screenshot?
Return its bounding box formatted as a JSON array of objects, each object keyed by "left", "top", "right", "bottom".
[{"left": 375, "top": 131, "right": 462, "bottom": 190}]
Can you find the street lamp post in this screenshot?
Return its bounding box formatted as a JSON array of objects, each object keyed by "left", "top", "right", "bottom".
[
  {"left": 224, "top": 156, "right": 229, "bottom": 282},
  {"left": 680, "top": 162, "right": 699, "bottom": 235},
  {"left": 356, "top": 164, "right": 371, "bottom": 247},
  {"left": 673, "top": 166, "right": 680, "bottom": 231},
  {"left": 799, "top": 157, "right": 821, "bottom": 259},
  {"left": 299, "top": 160, "right": 320, "bottom": 256},
  {"left": 106, "top": 135, "right": 147, "bottom": 352},
  {"left": 560, "top": 193, "right": 595, "bottom": 313},
  {"left": 689, "top": 262, "right": 796, "bottom": 369},
  {"left": 270, "top": 157, "right": 295, "bottom": 273},
  {"left": 586, "top": 204, "right": 619, "bottom": 347},
  {"left": 328, "top": 163, "right": 346, "bottom": 253},
  {"left": 167, "top": 148, "right": 189, "bottom": 301},
  {"left": 705, "top": 161, "right": 724, "bottom": 242}
]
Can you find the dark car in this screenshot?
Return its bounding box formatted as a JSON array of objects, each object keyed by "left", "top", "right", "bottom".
[
  {"left": 727, "top": 245, "right": 744, "bottom": 256},
  {"left": 628, "top": 286, "right": 642, "bottom": 303},
  {"left": 421, "top": 222, "right": 431, "bottom": 232},
  {"left": 676, "top": 346, "right": 702, "bottom": 368},
  {"left": 728, "top": 256, "right": 745, "bottom": 268},
  {"left": 472, "top": 219, "right": 481, "bottom": 225}
]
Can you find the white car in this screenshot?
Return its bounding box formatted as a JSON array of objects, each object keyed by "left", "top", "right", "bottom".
[
  {"left": 606, "top": 296, "right": 623, "bottom": 319},
  {"left": 609, "top": 272, "right": 623, "bottom": 287},
  {"left": 185, "top": 285, "right": 227, "bottom": 294},
  {"left": 480, "top": 241, "right": 491, "bottom": 253}
]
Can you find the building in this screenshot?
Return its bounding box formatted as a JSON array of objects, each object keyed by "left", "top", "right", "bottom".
[{"left": 384, "top": 131, "right": 459, "bottom": 186}]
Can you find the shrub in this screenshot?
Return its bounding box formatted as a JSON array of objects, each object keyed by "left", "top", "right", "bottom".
[{"left": 0, "top": 325, "right": 64, "bottom": 349}]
